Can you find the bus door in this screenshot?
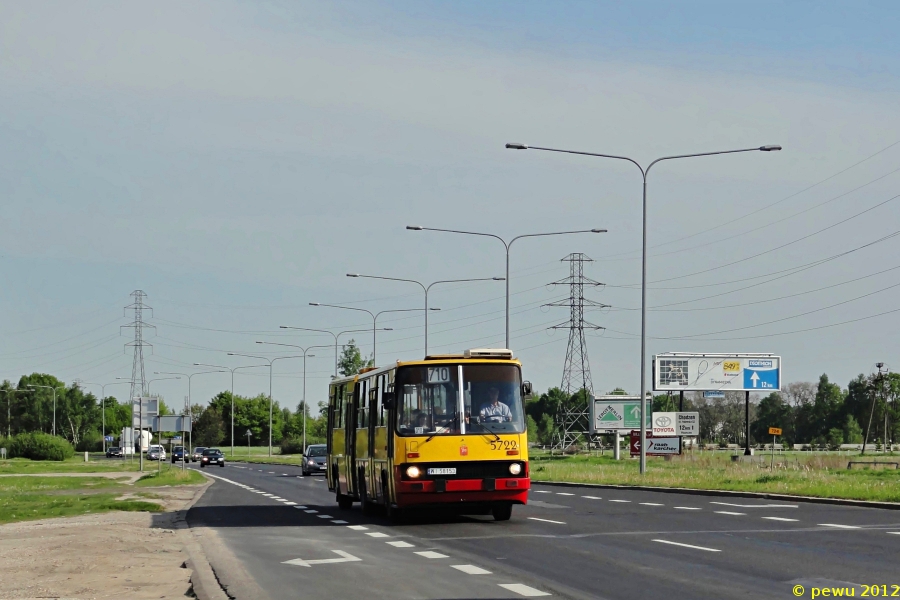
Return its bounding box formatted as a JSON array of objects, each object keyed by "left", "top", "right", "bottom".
[
  {"left": 327, "top": 383, "right": 342, "bottom": 492},
  {"left": 370, "top": 373, "right": 390, "bottom": 503},
  {"left": 340, "top": 381, "right": 356, "bottom": 496},
  {"left": 355, "top": 377, "right": 370, "bottom": 500}
]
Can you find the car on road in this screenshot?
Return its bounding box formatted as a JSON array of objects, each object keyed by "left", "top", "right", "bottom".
[
  {"left": 146, "top": 445, "right": 166, "bottom": 461},
  {"left": 171, "top": 446, "right": 186, "bottom": 462},
  {"left": 200, "top": 448, "right": 225, "bottom": 468},
  {"left": 105, "top": 446, "right": 123, "bottom": 458},
  {"left": 191, "top": 447, "right": 207, "bottom": 463},
  {"left": 302, "top": 444, "right": 327, "bottom": 476}
]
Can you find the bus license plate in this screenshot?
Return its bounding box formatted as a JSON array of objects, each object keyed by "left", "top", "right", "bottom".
[{"left": 427, "top": 468, "right": 456, "bottom": 475}]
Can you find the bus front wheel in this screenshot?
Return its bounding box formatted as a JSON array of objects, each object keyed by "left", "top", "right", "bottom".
[{"left": 492, "top": 503, "right": 513, "bottom": 521}]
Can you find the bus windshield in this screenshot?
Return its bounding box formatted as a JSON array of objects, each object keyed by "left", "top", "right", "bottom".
[{"left": 396, "top": 363, "right": 524, "bottom": 436}]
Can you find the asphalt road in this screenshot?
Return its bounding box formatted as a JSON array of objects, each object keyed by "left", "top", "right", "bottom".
[{"left": 186, "top": 461, "right": 900, "bottom": 600}]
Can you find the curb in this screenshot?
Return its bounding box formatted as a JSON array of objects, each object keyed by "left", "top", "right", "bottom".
[
  {"left": 534, "top": 480, "right": 900, "bottom": 510},
  {"left": 171, "top": 474, "right": 231, "bottom": 600}
]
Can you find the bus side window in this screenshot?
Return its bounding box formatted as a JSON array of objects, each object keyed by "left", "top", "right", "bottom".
[
  {"left": 336, "top": 384, "right": 345, "bottom": 429},
  {"left": 358, "top": 380, "right": 368, "bottom": 429},
  {"left": 368, "top": 386, "right": 377, "bottom": 429},
  {"left": 344, "top": 387, "right": 354, "bottom": 430}
]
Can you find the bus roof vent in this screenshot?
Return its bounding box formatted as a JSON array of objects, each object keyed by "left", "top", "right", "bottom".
[{"left": 464, "top": 348, "right": 513, "bottom": 359}]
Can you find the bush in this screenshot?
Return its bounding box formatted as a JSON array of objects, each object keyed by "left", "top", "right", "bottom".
[
  {"left": 280, "top": 437, "right": 304, "bottom": 455},
  {"left": 8, "top": 432, "right": 75, "bottom": 461}
]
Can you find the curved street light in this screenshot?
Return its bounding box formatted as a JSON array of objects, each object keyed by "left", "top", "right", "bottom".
[
  {"left": 345, "top": 274, "right": 504, "bottom": 355},
  {"left": 505, "top": 141, "right": 781, "bottom": 473}
]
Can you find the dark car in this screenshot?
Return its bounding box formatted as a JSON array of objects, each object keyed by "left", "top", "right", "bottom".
[
  {"left": 106, "top": 446, "right": 123, "bottom": 458},
  {"left": 302, "top": 444, "right": 327, "bottom": 476},
  {"left": 200, "top": 448, "right": 225, "bottom": 468},
  {"left": 191, "top": 447, "right": 207, "bottom": 463},
  {"left": 171, "top": 446, "right": 186, "bottom": 463}
]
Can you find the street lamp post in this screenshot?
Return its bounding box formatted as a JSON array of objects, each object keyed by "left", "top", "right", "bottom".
[
  {"left": 256, "top": 342, "right": 332, "bottom": 453},
  {"left": 345, "top": 274, "right": 504, "bottom": 355},
  {"left": 154, "top": 370, "right": 227, "bottom": 459},
  {"left": 227, "top": 353, "right": 305, "bottom": 457},
  {"left": 406, "top": 227, "right": 605, "bottom": 348},
  {"left": 277, "top": 327, "right": 381, "bottom": 377},
  {"left": 27, "top": 384, "right": 63, "bottom": 436},
  {"left": 194, "top": 362, "right": 268, "bottom": 457},
  {"left": 505, "top": 141, "right": 782, "bottom": 473},
  {"left": 309, "top": 304, "right": 434, "bottom": 365}
]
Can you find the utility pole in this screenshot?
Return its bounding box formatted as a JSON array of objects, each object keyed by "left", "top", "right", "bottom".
[
  {"left": 122, "top": 291, "right": 154, "bottom": 458},
  {"left": 862, "top": 363, "right": 888, "bottom": 456},
  {"left": 546, "top": 253, "right": 606, "bottom": 450}
]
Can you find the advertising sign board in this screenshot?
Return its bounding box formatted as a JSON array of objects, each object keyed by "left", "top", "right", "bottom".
[
  {"left": 653, "top": 353, "right": 781, "bottom": 392},
  {"left": 652, "top": 412, "right": 677, "bottom": 436},
  {"left": 152, "top": 415, "right": 192, "bottom": 433},
  {"left": 629, "top": 431, "right": 680, "bottom": 456},
  {"left": 591, "top": 396, "right": 651, "bottom": 433}
]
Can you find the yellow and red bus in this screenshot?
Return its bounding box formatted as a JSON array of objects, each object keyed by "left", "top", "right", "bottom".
[{"left": 326, "top": 348, "right": 531, "bottom": 521}]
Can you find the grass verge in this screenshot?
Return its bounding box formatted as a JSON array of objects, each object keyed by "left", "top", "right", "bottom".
[
  {"left": 135, "top": 468, "right": 206, "bottom": 487},
  {"left": 0, "top": 476, "right": 162, "bottom": 525},
  {"left": 0, "top": 456, "right": 140, "bottom": 474},
  {"left": 529, "top": 453, "right": 900, "bottom": 502}
]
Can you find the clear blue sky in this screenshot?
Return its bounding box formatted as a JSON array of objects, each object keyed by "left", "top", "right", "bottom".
[{"left": 1, "top": 1, "right": 899, "bottom": 408}]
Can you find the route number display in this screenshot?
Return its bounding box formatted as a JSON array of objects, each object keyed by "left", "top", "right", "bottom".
[
  {"left": 768, "top": 427, "right": 783, "bottom": 436},
  {"left": 427, "top": 366, "right": 452, "bottom": 384}
]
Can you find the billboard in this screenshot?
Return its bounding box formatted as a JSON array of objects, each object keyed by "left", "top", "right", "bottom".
[
  {"left": 132, "top": 397, "right": 158, "bottom": 429},
  {"left": 590, "top": 396, "right": 651, "bottom": 434},
  {"left": 629, "top": 431, "right": 680, "bottom": 456},
  {"left": 653, "top": 353, "right": 781, "bottom": 392},
  {"left": 152, "top": 415, "right": 192, "bottom": 432}
]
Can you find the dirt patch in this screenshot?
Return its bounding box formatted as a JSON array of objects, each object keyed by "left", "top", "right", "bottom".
[
  {"left": 0, "top": 480, "right": 208, "bottom": 599},
  {"left": 0, "top": 471, "right": 143, "bottom": 484}
]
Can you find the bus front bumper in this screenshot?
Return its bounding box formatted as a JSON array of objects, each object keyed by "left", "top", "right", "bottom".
[{"left": 395, "top": 477, "right": 530, "bottom": 506}]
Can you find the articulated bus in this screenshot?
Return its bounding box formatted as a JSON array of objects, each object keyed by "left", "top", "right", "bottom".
[{"left": 326, "top": 348, "right": 532, "bottom": 521}]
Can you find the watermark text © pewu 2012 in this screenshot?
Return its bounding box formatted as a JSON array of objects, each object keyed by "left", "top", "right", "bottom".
[{"left": 793, "top": 583, "right": 900, "bottom": 597}]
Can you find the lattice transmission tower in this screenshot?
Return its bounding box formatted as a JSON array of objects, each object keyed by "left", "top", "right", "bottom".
[
  {"left": 122, "top": 290, "right": 154, "bottom": 402},
  {"left": 546, "top": 253, "right": 607, "bottom": 449}
]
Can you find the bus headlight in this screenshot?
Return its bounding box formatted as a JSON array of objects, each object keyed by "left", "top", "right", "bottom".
[
  {"left": 406, "top": 465, "right": 422, "bottom": 479},
  {"left": 508, "top": 462, "right": 522, "bottom": 475}
]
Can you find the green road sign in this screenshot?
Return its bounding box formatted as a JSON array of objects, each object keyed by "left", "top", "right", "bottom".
[{"left": 591, "top": 398, "right": 652, "bottom": 433}]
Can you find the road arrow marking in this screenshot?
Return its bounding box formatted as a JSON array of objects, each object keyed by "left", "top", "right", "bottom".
[
  {"left": 283, "top": 550, "right": 362, "bottom": 568},
  {"left": 750, "top": 372, "right": 760, "bottom": 388}
]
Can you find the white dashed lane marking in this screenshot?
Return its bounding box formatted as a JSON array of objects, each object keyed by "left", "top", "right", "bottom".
[
  {"left": 710, "top": 502, "right": 798, "bottom": 508},
  {"left": 332, "top": 520, "right": 348, "bottom": 524},
  {"left": 347, "top": 525, "right": 368, "bottom": 531},
  {"left": 763, "top": 517, "right": 798, "bottom": 522},
  {"left": 887, "top": 532, "right": 900, "bottom": 535},
  {"left": 386, "top": 541, "right": 415, "bottom": 548},
  {"left": 652, "top": 539, "right": 721, "bottom": 552},
  {"left": 582, "top": 496, "right": 602, "bottom": 500},
  {"left": 414, "top": 551, "right": 448, "bottom": 559},
  {"left": 555, "top": 493, "right": 574, "bottom": 496},
  {"left": 283, "top": 502, "right": 297, "bottom": 506},
  {"left": 451, "top": 564, "right": 492, "bottom": 575},
  {"left": 304, "top": 510, "right": 318, "bottom": 514},
  {"left": 714, "top": 511, "right": 746, "bottom": 516},
  {"left": 498, "top": 583, "right": 551, "bottom": 597},
  {"left": 640, "top": 502, "right": 664, "bottom": 506},
  {"left": 819, "top": 524, "right": 860, "bottom": 529},
  {"left": 528, "top": 517, "right": 566, "bottom": 525},
  {"left": 674, "top": 507, "right": 702, "bottom": 510},
  {"left": 317, "top": 515, "right": 333, "bottom": 519},
  {"left": 533, "top": 490, "right": 551, "bottom": 494},
  {"left": 366, "top": 532, "right": 390, "bottom": 538},
  {"left": 609, "top": 499, "right": 630, "bottom": 503}
]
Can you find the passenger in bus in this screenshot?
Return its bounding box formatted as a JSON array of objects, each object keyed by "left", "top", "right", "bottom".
[{"left": 479, "top": 386, "right": 512, "bottom": 422}]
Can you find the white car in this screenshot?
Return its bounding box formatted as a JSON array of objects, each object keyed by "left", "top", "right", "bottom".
[{"left": 146, "top": 445, "right": 166, "bottom": 461}]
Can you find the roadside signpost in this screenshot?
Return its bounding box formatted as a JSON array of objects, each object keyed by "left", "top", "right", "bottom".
[
  {"left": 246, "top": 429, "right": 252, "bottom": 458},
  {"left": 654, "top": 353, "right": 782, "bottom": 455},
  {"left": 591, "top": 396, "right": 652, "bottom": 460},
  {"left": 630, "top": 431, "right": 680, "bottom": 456},
  {"left": 152, "top": 416, "right": 192, "bottom": 472},
  {"left": 768, "top": 427, "right": 782, "bottom": 469}
]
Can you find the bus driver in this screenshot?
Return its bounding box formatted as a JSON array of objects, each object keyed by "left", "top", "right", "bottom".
[{"left": 479, "top": 386, "right": 512, "bottom": 422}]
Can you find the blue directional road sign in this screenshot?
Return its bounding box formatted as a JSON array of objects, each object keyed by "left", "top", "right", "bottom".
[
  {"left": 104, "top": 436, "right": 114, "bottom": 442},
  {"left": 744, "top": 367, "right": 779, "bottom": 390}
]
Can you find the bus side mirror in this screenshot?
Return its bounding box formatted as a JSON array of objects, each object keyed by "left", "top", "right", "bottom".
[
  {"left": 382, "top": 391, "right": 395, "bottom": 410},
  {"left": 521, "top": 381, "right": 533, "bottom": 398}
]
